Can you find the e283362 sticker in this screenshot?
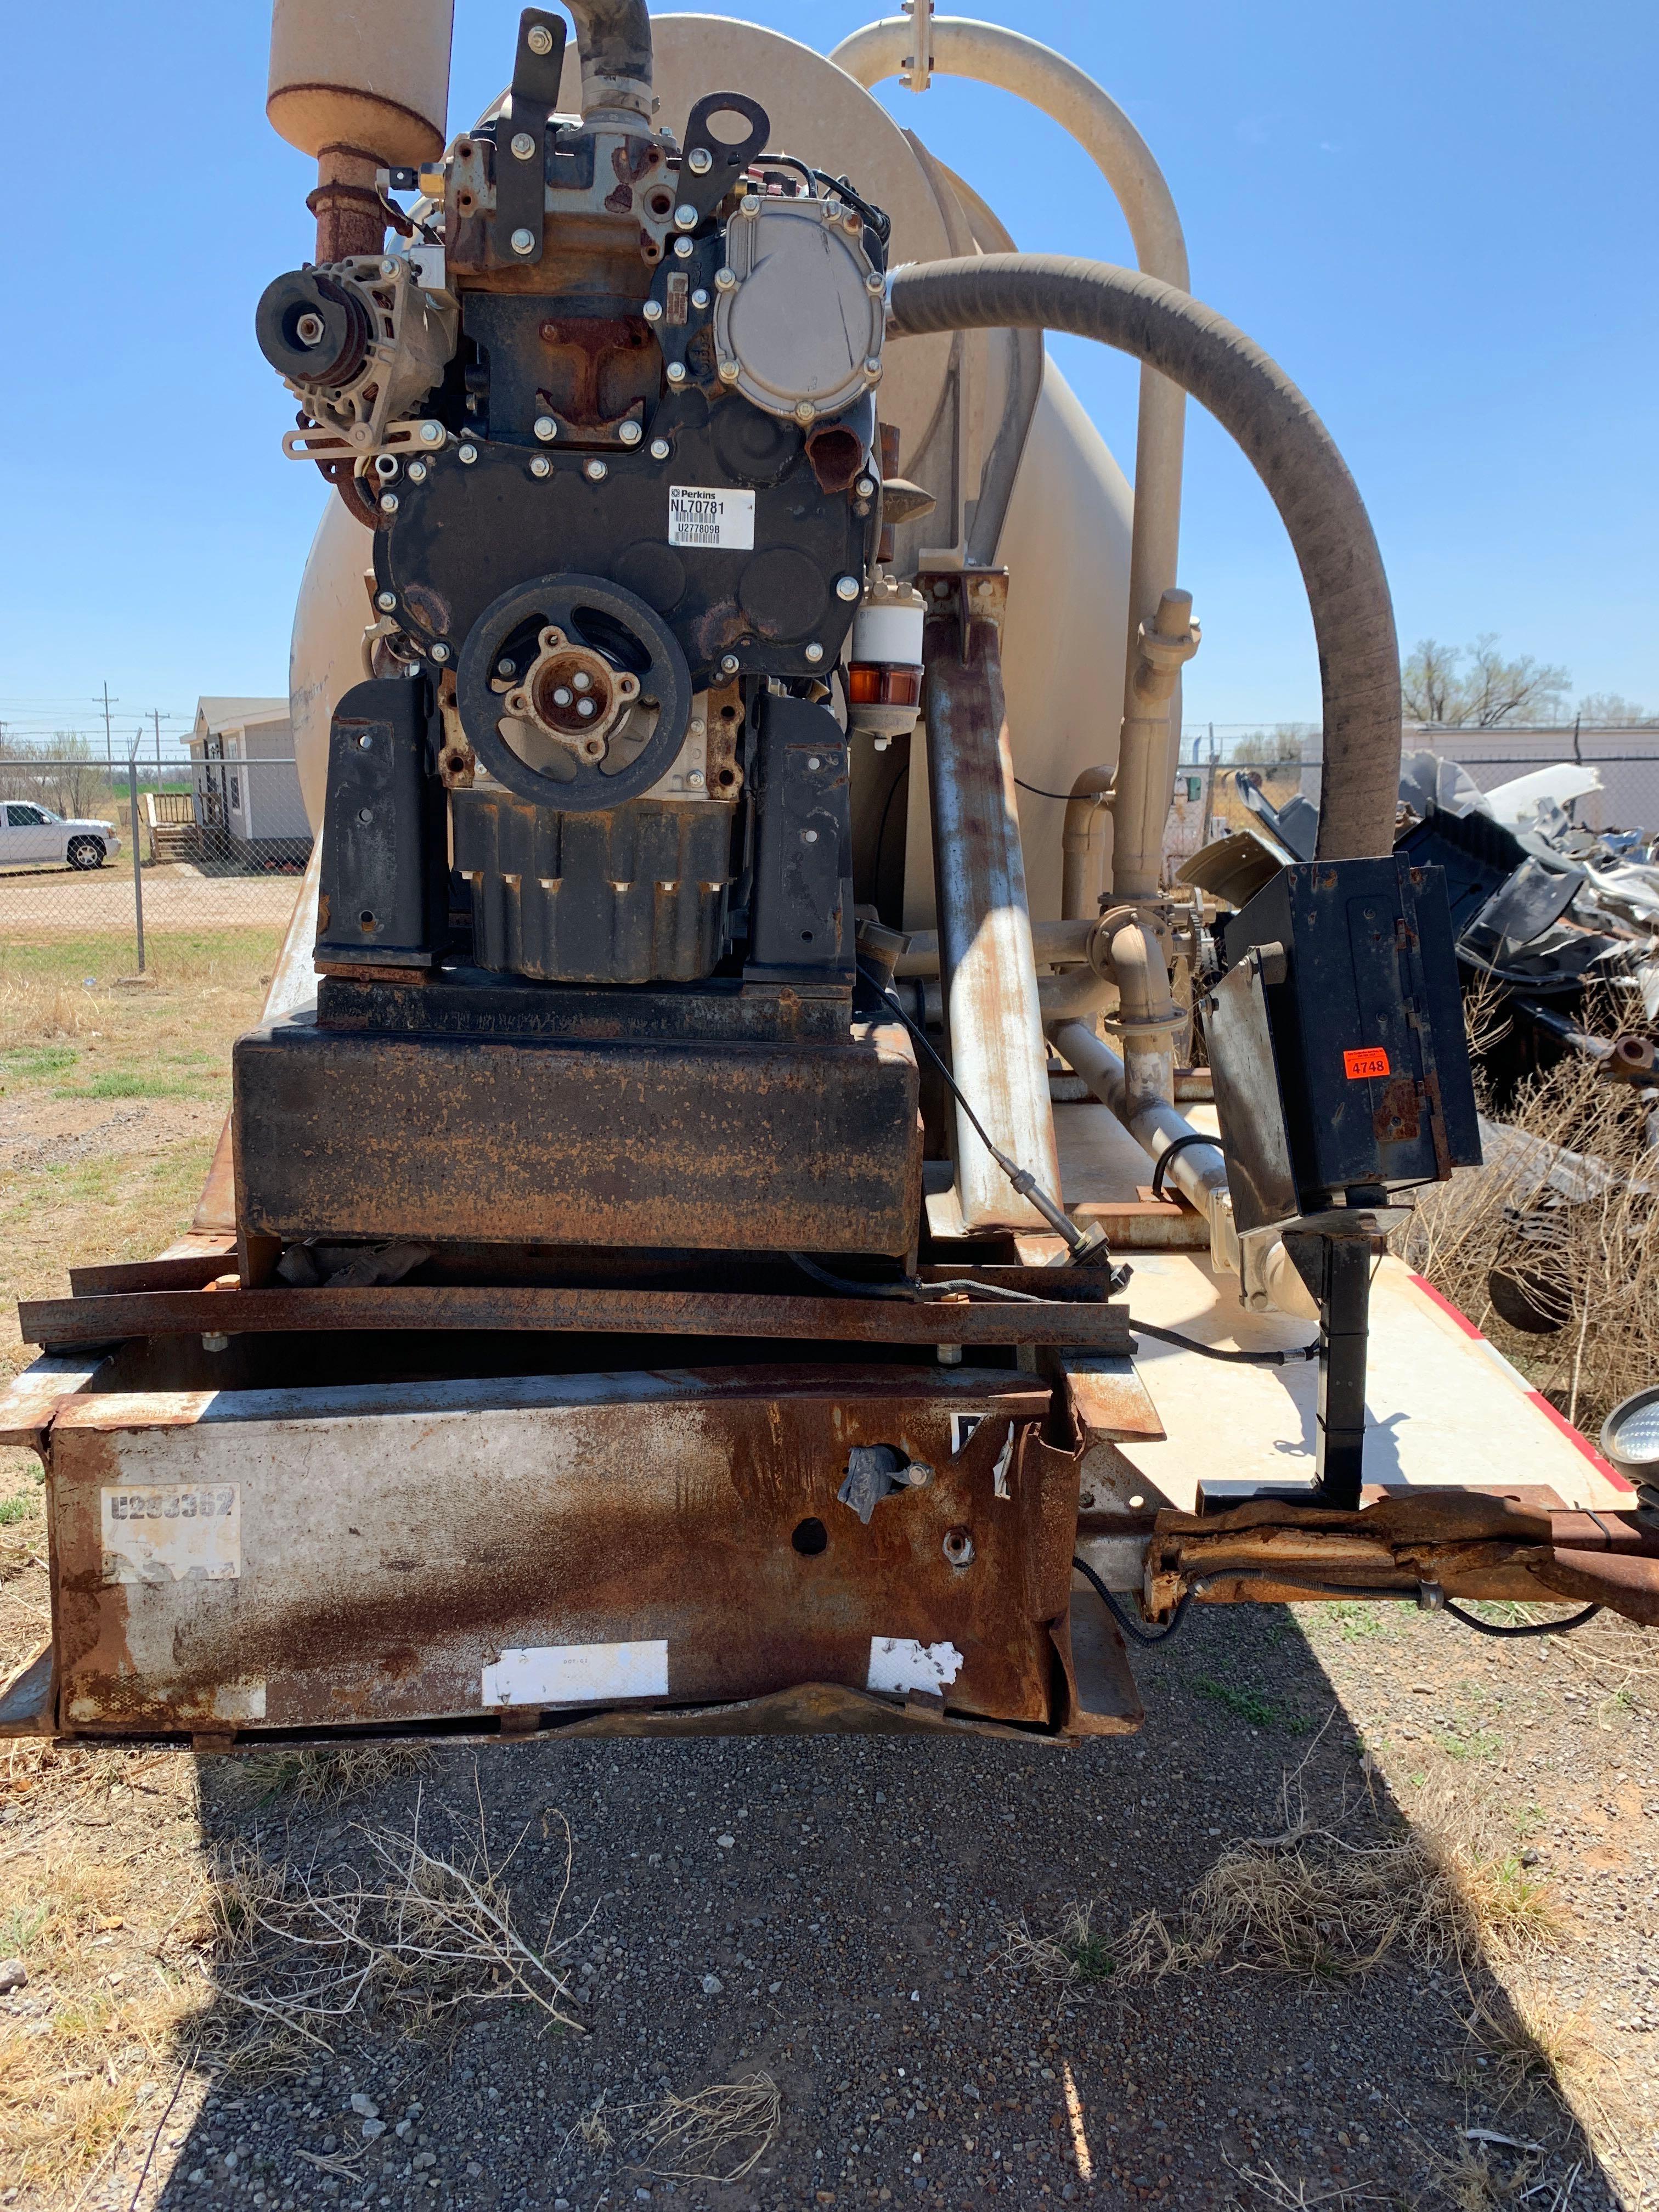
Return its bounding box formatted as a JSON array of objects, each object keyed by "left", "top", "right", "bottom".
[{"left": 100, "top": 1485, "right": 241, "bottom": 1583}]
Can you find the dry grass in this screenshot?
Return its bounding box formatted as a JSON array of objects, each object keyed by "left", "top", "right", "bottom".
[
  {"left": 206, "top": 1791, "right": 588, "bottom": 2059},
  {"left": 216, "top": 1742, "right": 436, "bottom": 1810},
  {"left": 1402, "top": 998, "right": 1659, "bottom": 1437},
  {"left": 1111, "top": 1763, "right": 1564, "bottom": 1985},
  {"left": 629, "top": 2071, "right": 783, "bottom": 2184},
  {"left": 1224, "top": 2152, "right": 1391, "bottom": 2207},
  {"left": 999, "top": 1900, "right": 1119, "bottom": 1995}
]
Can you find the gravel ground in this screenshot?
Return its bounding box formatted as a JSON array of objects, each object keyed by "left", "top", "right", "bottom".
[{"left": 7, "top": 1592, "right": 1655, "bottom": 2212}]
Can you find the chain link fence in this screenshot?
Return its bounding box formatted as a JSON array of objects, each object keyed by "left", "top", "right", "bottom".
[{"left": 0, "top": 755, "right": 312, "bottom": 973}]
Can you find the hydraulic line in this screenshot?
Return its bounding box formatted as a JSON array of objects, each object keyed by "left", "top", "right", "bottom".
[{"left": 886, "top": 256, "right": 1403, "bottom": 861}]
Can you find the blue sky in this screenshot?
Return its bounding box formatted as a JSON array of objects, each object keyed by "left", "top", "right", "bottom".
[{"left": 2, "top": 1, "right": 1654, "bottom": 748}]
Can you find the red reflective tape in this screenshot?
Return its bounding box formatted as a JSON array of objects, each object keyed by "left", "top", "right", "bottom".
[
  {"left": 1525, "top": 1389, "right": 1633, "bottom": 1491},
  {"left": 1409, "top": 1272, "right": 1483, "bottom": 1338},
  {"left": 1344, "top": 1046, "right": 1391, "bottom": 1080}
]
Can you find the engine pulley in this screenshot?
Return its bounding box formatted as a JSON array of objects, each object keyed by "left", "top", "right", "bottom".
[{"left": 456, "top": 574, "right": 693, "bottom": 812}]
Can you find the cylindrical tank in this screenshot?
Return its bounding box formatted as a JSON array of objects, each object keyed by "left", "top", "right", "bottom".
[{"left": 285, "top": 15, "right": 1133, "bottom": 924}]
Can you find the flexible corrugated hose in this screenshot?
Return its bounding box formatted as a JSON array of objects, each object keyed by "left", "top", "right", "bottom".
[{"left": 885, "top": 255, "right": 1402, "bottom": 861}]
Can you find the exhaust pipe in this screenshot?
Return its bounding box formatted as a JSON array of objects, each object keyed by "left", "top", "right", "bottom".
[{"left": 567, "top": 0, "right": 655, "bottom": 125}]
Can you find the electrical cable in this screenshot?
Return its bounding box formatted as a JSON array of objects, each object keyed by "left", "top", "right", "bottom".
[
  {"left": 1013, "top": 777, "right": 1076, "bottom": 802},
  {"left": 1073, "top": 1553, "right": 1194, "bottom": 1646},
  {"left": 788, "top": 1254, "right": 1103, "bottom": 1308},
  {"left": 1128, "top": 1320, "right": 1316, "bottom": 1367},
  {"left": 1149, "top": 1130, "right": 1220, "bottom": 1201},
  {"left": 856, "top": 958, "right": 1096, "bottom": 1256},
  {"left": 1442, "top": 1598, "right": 1602, "bottom": 1639}
]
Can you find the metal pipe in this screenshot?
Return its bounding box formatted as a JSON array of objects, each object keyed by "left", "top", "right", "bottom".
[
  {"left": 895, "top": 917, "right": 1097, "bottom": 977},
  {"left": 566, "top": 0, "right": 654, "bottom": 123},
  {"left": 829, "top": 16, "right": 1190, "bottom": 916},
  {"left": 924, "top": 580, "right": 1062, "bottom": 1231},
  {"left": 1060, "top": 769, "right": 1115, "bottom": 922},
  {"left": 1052, "top": 1019, "right": 1317, "bottom": 1321},
  {"left": 906, "top": 969, "right": 1116, "bottom": 1026}
]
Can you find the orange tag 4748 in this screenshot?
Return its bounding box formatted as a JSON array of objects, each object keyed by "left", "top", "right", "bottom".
[{"left": 1344, "top": 1046, "right": 1391, "bottom": 1080}]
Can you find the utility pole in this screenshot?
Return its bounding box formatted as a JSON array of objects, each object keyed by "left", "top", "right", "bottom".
[{"left": 99, "top": 682, "right": 117, "bottom": 766}]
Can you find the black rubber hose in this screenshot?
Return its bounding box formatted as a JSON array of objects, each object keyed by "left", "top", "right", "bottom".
[
  {"left": 567, "top": 0, "right": 653, "bottom": 105},
  {"left": 1443, "top": 1598, "right": 1602, "bottom": 1639},
  {"left": 886, "top": 256, "right": 1402, "bottom": 861}
]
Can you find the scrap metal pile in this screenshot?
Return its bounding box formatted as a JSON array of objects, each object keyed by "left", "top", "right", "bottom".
[{"left": 1197, "top": 751, "right": 1659, "bottom": 1103}]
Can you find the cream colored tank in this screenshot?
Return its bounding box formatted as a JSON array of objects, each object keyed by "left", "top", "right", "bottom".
[{"left": 287, "top": 14, "right": 1132, "bottom": 923}]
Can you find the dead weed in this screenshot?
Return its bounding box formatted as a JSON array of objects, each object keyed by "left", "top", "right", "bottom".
[{"left": 630, "top": 2070, "right": 782, "bottom": 2185}]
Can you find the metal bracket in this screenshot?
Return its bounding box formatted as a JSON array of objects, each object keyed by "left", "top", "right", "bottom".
[
  {"left": 900, "top": 0, "right": 935, "bottom": 91},
  {"left": 490, "top": 9, "right": 568, "bottom": 269},
  {"left": 677, "top": 91, "right": 770, "bottom": 222}
]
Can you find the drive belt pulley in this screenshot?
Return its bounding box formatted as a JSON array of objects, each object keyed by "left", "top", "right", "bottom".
[{"left": 455, "top": 573, "right": 693, "bottom": 810}]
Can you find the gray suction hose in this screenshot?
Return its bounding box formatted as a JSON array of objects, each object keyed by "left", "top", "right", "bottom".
[{"left": 886, "top": 256, "right": 1401, "bottom": 860}]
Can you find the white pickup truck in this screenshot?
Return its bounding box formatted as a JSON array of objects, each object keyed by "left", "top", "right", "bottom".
[{"left": 0, "top": 800, "right": 121, "bottom": 870}]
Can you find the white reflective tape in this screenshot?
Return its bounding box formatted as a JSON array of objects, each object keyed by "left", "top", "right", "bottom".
[
  {"left": 481, "top": 1640, "right": 669, "bottom": 1708},
  {"left": 867, "top": 1636, "right": 963, "bottom": 1696}
]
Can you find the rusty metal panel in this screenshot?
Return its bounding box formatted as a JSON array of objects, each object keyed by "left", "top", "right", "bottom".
[
  {"left": 44, "top": 1365, "right": 1085, "bottom": 1737},
  {"left": 232, "top": 1012, "right": 923, "bottom": 1256}
]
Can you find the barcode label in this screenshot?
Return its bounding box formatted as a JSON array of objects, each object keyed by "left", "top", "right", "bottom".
[{"left": 668, "top": 484, "right": 755, "bottom": 550}]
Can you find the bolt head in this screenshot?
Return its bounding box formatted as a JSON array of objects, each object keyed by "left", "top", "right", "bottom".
[
  {"left": 717, "top": 358, "right": 740, "bottom": 384},
  {"left": 855, "top": 476, "right": 876, "bottom": 498},
  {"left": 534, "top": 415, "right": 557, "bottom": 441},
  {"left": 793, "top": 399, "right": 816, "bottom": 424},
  {"left": 665, "top": 361, "right": 687, "bottom": 385},
  {"left": 577, "top": 698, "right": 597, "bottom": 718},
  {"left": 800, "top": 827, "right": 819, "bottom": 844},
  {"left": 686, "top": 146, "right": 713, "bottom": 176},
  {"left": 530, "top": 454, "right": 551, "bottom": 477},
  {"left": 376, "top": 590, "right": 397, "bottom": 611},
  {"left": 740, "top": 193, "right": 760, "bottom": 216},
  {"left": 804, "top": 642, "right": 825, "bottom": 664},
  {"left": 510, "top": 226, "right": 536, "bottom": 255},
  {"left": 379, "top": 490, "right": 399, "bottom": 512},
  {"left": 688, "top": 769, "right": 706, "bottom": 787},
  {"left": 295, "top": 312, "right": 325, "bottom": 346},
  {"left": 419, "top": 420, "right": 443, "bottom": 443},
  {"left": 649, "top": 436, "right": 671, "bottom": 460},
  {"left": 358, "top": 732, "right": 374, "bottom": 749},
  {"left": 864, "top": 356, "right": 883, "bottom": 376},
  {"left": 720, "top": 653, "right": 740, "bottom": 675},
  {"left": 865, "top": 272, "right": 885, "bottom": 296},
  {"left": 380, "top": 257, "right": 398, "bottom": 276},
  {"left": 714, "top": 266, "right": 738, "bottom": 291},
  {"left": 674, "top": 202, "right": 698, "bottom": 229},
  {"left": 552, "top": 686, "right": 573, "bottom": 707},
  {"left": 510, "top": 131, "right": 537, "bottom": 160},
  {"left": 642, "top": 297, "right": 663, "bottom": 322},
  {"left": 407, "top": 459, "right": 427, "bottom": 482},
  {"left": 584, "top": 458, "right": 608, "bottom": 481},
  {"left": 496, "top": 658, "right": 516, "bottom": 679},
  {"left": 834, "top": 575, "right": 860, "bottom": 602},
  {"left": 691, "top": 286, "right": 709, "bottom": 309},
  {"left": 527, "top": 22, "right": 554, "bottom": 53},
  {"left": 672, "top": 235, "right": 693, "bottom": 259},
  {"left": 618, "top": 420, "right": 643, "bottom": 446},
  {"left": 430, "top": 641, "right": 450, "bottom": 662},
  {"left": 458, "top": 442, "right": 478, "bottom": 464}
]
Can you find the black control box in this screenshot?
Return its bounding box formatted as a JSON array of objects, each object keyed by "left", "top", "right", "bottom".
[{"left": 1205, "top": 855, "right": 1481, "bottom": 1233}]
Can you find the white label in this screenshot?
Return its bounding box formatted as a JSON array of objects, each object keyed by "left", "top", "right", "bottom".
[
  {"left": 101, "top": 1485, "right": 240, "bottom": 1583},
  {"left": 867, "top": 1636, "right": 964, "bottom": 1697},
  {"left": 668, "top": 484, "right": 755, "bottom": 551},
  {"left": 482, "top": 1640, "right": 669, "bottom": 1708}
]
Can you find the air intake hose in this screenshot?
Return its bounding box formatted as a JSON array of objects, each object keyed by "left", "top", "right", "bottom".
[{"left": 886, "top": 256, "right": 1400, "bottom": 861}]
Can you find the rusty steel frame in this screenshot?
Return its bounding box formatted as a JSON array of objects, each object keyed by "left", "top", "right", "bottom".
[{"left": 3, "top": 1361, "right": 1145, "bottom": 1748}]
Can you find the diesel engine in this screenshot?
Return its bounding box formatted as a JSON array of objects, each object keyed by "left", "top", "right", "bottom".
[{"left": 240, "top": 3, "right": 932, "bottom": 1262}]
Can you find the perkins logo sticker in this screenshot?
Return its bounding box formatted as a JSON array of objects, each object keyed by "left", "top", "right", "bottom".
[{"left": 1344, "top": 1046, "right": 1391, "bottom": 1080}]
